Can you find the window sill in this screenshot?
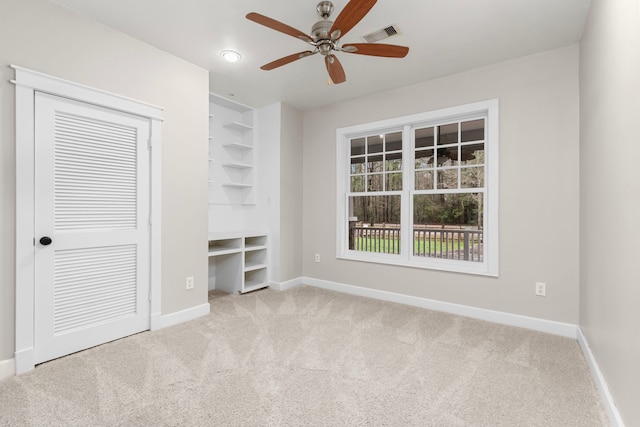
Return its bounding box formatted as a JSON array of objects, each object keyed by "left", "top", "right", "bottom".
[{"left": 337, "top": 252, "right": 498, "bottom": 277}]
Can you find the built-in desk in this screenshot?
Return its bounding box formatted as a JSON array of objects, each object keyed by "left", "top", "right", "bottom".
[{"left": 208, "top": 232, "right": 268, "bottom": 293}]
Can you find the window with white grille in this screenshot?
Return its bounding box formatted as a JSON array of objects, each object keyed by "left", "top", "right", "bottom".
[{"left": 336, "top": 100, "right": 499, "bottom": 276}]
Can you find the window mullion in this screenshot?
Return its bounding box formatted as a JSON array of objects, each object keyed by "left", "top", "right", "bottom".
[{"left": 401, "top": 124, "right": 412, "bottom": 261}]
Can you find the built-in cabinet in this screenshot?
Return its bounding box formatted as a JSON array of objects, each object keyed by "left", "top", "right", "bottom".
[
  {"left": 209, "top": 93, "right": 255, "bottom": 206},
  {"left": 208, "top": 233, "right": 268, "bottom": 294},
  {"left": 208, "top": 93, "right": 269, "bottom": 293}
]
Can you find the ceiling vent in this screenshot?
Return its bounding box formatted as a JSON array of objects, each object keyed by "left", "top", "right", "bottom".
[{"left": 362, "top": 25, "right": 400, "bottom": 43}]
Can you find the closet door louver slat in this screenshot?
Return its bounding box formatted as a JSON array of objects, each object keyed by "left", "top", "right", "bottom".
[
  {"left": 54, "top": 112, "right": 137, "bottom": 231},
  {"left": 53, "top": 245, "right": 137, "bottom": 334}
]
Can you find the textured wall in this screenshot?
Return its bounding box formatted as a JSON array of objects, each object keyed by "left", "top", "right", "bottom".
[
  {"left": 580, "top": 0, "right": 640, "bottom": 425},
  {"left": 303, "top": 46, "right": 580, "bottom": 323}
]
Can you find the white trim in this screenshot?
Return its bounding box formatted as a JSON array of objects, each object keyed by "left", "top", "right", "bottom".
[
  {"left": 13, "top": 66, "right": 163, "bottom": 374},
  {"left": 269, "top": 277, "right": 304, "bottom": 291},
  {"left": 10, "top": 65, "right": 163, "bottom": 120},
  {"left": 14, "top": 81, "right": 36, "bottom": 374},
  {"left": 577, "top": 328, "right": 625, "bottom": 427},
  {"left": 336, "top": 99, "right": 499, "bottom": 276},
  {"left": 152, "top": 303, "right": 210, "bottom": 330},
  {"left": 302, "top": 277, "right": 578, "bottom": 338},
  {"left": 149, "top": 119, "right": 163, "bottom": 327},
  {"left": 0, "top": 358, "right": 16, "bottom": 380}
]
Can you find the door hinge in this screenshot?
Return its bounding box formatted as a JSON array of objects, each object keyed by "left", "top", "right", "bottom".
[
  {"left": 149, "top": 290, "right": 152, "bottom": 302},
  {"left": 147, "top": 138, "right": 152, "bottom": 150},
  {"left": 33, "top": 237, "right": 35, "bottom": 246}
]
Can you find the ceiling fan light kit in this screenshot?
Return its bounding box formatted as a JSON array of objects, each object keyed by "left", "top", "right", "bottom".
[{"left": 246, "top": 0, "right": 409, "bottom": 84}]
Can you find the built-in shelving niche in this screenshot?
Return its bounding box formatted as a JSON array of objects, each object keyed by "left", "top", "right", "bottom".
[{"left": 208, "top": 93, "right": 255, "bottom": 206}]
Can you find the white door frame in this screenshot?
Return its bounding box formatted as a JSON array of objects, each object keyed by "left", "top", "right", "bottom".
[{"left": 12, "top": 65, "right": 163, "bottom": 374}]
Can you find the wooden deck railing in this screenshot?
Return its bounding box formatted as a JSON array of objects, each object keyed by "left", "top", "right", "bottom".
[{"left": 349, "top": 225, "right": 483, "bottom": 262}]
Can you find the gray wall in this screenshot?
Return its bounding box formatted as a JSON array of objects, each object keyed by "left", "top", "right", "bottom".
[
  {"left": 580, "top": 0, "right": 640, "bottom": 425},
  {"left": 279, "top": 104, "right": 303, "bottom": 282},
  {"left": 0, "top": 0, "right": 209, "bottom": 362},
  {"left": 303, "top": 45, "right": 581, "bottom": 323}
]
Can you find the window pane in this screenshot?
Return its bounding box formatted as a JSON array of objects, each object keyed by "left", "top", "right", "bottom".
[
  {"left": 415, "top": 127, "right": 434, "bottom": 148},
  {"left": 461, "top": 119, "right": 484, "bottom": 142},
  {"left": 415, "top": 149, "right": 433, "bottom": 169},
  {"left": 461, "top": 166, "right": 484, "bottom": 188},
  {"left": 351, "top": 137, "right": 365, "bottom": 156},
  {"left": 436, "top": 148, "right": 456, "bottom": 167},
  {"left": 367, "top": 135, "right": 384, "bottom": 154},
  {"left": 438, "top": 123, "right": 458, "bottom": 145},
  {"left": 350, "top": 175, "right": 365, "bottom": 192},
  {"left": 368, "top": 155, "right": 384, "bottom": 173},
  {"left": 348, "top": 195, "right": 401, "bottom": 254},
  {"left": 436, "top": 168, "right": 458, "bottom": 189},
  {"left": 386, "top": 152, "right": 402, "bottom": 171},
  {"left": 350, "top": 156, "right": 365, "bottom": 174},
  {"left": 386, "top": 173, "right": 402, "bottom": 191},
  {"left": 413, "top": 193, "right": 483, "bottom": 262},
  {"left": 368, "top": 174, "right": 383, "bottom": 191},
  {"left": 459, "top": 143, "right": 484, "bottom": 166},
  {"left": 415, "top": 170, "right": 434, "bottom": 190},
  {"left": 386, "top": 132, "right": 402, "bottom": 151}
]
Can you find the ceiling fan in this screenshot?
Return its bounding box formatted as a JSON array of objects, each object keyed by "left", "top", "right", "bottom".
[{"left": 246, "top": 0, "right": 409, "bottom": 84}]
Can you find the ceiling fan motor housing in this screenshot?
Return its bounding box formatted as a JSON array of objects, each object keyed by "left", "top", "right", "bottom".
[{"left": 311, "top": 19, "right": 333, "bottom": 42}]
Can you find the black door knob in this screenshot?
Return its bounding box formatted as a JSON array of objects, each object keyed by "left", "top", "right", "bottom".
[{"left": 39, "top": 236, "right": 52, "bottom": 246}]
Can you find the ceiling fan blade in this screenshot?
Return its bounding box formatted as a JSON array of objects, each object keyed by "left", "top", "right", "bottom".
[
  {"left": 246, "top": 12, "right": 313, "bottom": 43},
  {"left": 342, "top": 43, "right": 409, "bottom": 58},
  {"left": 329, "top": 0, "right": 377, "bottom": 40},
  {"left": 261, "top": 51, "right": 317, "bottom": 70},
  {"left": 325, "top": 54, "right": 346, "bottom": 84}
]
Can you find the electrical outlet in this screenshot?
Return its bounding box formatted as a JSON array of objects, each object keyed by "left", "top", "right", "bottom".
[
  {"left": 535, "top": 282, "right": 546, "bottom": 297},
  {"left": 186, "top": 276, "right": 194, "bottom": 290},
  {"left": 314, "top": 253, "right": 321, "bottom": 263}
]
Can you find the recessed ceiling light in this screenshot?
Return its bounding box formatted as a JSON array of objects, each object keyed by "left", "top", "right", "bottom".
[{"left": 221, "top": 50, "right": 241, "bottom": 63}]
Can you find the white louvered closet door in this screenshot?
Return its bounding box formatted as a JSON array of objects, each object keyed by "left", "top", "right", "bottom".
[{"left": 34, "top": 92, "right": 151, "bottom": 365}]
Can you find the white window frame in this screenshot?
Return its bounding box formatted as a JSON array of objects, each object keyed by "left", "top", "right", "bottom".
[{"left": 336, "top": 99, "right": 499, "bottom": 276}]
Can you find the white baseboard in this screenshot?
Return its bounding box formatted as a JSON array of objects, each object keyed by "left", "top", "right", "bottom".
[
  {"left": 269, "top": 277, "right": 304, "bottom": 291},
  {"left": 0, "top": 358, "right": 15, "bottom": 380},
  {"left": 577, "top": 328, "right": 625, "bottom": 427},
  {"left": 302, "top": 277, "right": 578, "bottom": 338},
  {"left": 150, "top": 303, "right": 210, "bottom": 330},
  {"left": 14, "top": 347, "right": 35, "bottom": 375}
]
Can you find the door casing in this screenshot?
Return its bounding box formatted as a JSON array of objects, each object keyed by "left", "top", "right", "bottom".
[{"left": 12, "top": 65, "right": 163, "bottom": 374}]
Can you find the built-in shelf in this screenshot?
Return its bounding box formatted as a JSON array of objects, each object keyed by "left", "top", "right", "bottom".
[
  {"left": 223, "top": 162, "right": 252, "bottom": 169},
  {"left": 245, "top": 236, "right": 267, "bottom": 252},
  {"left": 222, "top": 183, "right": 252, "bottom": 188},
  {"left": 223, "top": 142, "right": 253, "bottom": 150},
  {"left": 224, "top": 121, "right": 253, "bottom": 132},
  {"left": 209, "top": 93, "right": 255, "bottom": 206},
  {"left": 208, "top": 234, "right": 268, "bottom": 294},
  {"left": 244, "top": 262, "right": 267, "bottom": 272},
  {"left": 208, "top": 247, "right": 241, "bottom": 256},
  {"left": 243, "top": 282, "right": 265, "bottom": 293}
]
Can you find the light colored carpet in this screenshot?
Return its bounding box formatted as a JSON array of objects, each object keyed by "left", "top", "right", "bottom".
[{"left": 0, "top": 285, "right": 608, "bottom": 426}]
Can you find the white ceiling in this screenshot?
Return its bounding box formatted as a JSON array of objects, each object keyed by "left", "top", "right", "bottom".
[{"left": 49, "top": 0, "right": 591, "bottom": 111}]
